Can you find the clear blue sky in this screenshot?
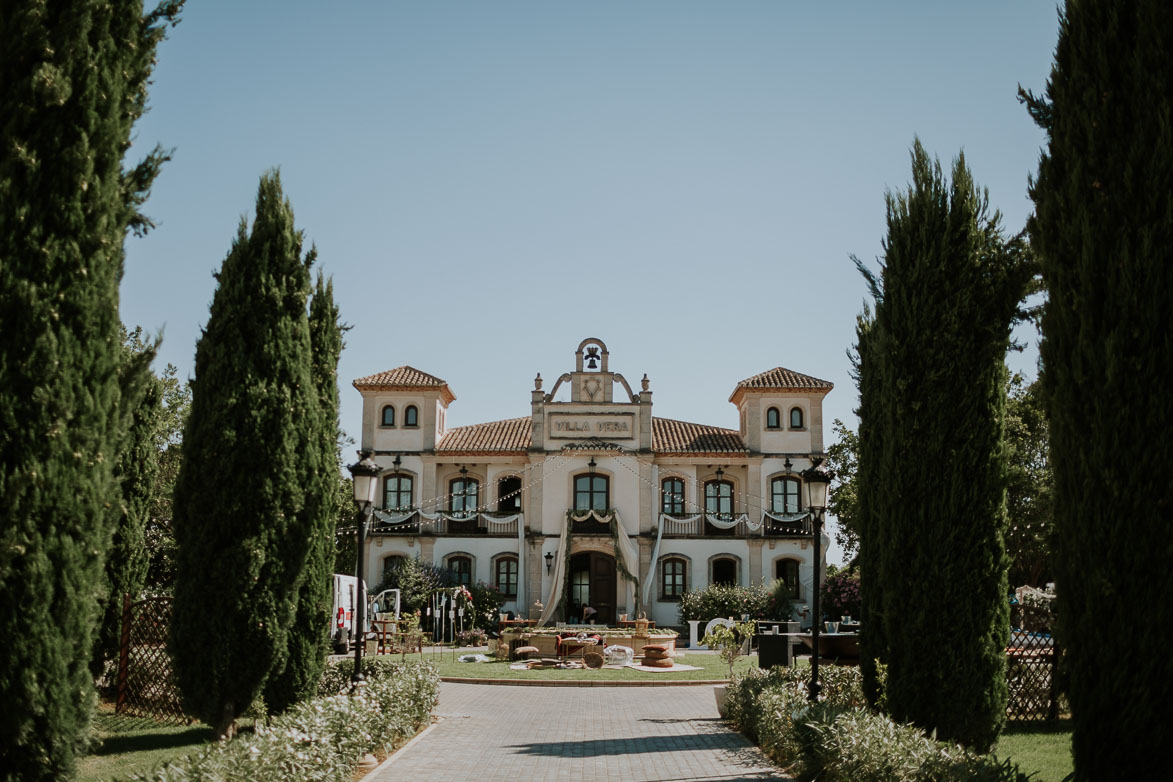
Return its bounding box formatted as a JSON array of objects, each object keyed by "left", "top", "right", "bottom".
[{"left": 120, "top": 1, "right": 1060, "bottom": 564}]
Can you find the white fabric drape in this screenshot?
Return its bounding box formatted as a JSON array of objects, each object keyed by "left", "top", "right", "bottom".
[
  {"left": 538, "top": 521, "right": 570, "bottom": 626},
  {"left": 610, "top": 510, "right": 641, "bottom": 613}
]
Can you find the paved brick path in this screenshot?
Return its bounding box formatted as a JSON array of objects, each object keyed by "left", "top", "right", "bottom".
[{"left": 369, "top": 682, "right": 791, "bottom": 781}]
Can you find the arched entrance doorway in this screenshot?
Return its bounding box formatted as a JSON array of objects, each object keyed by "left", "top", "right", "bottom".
[{"left": 567, "top": 552, "right": 616, "bottom": 624}]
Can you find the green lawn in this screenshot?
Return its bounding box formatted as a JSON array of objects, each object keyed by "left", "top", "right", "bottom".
[
  {"left": 77, "top": 708, "right": 213, "bottom": 782},
  {"left": 994, "top": 721, "right": 1073, "bottom": 782},
  {"left": 379, "top": 650, "right": 758, "bottom": 681}
]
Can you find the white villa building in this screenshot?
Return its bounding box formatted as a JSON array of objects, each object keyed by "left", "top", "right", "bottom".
[{"left": 353, "top": 338, "right": 831, "bottom": 630}]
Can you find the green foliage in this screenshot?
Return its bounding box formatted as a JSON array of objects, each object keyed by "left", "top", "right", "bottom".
[
  {"left": 264, "top": 275, "right": 345, "bottom": 715},
  {"left": 677, "top": 582, "right": 777, "bottom": 623},
  {"left": 143, "top": 364, "right": 191, "bottom": 593},
  {"left": 375, "top": 555, "right": 456, "bottom": 614},
  {"left": 92, "top": 329, "right": 164, "bottom": 680},
  {"left": 130, "top": 661, "right": 438, "bottom": 782},
  {"left": 826, "top": 419, "right": 861, "bottom": 557},
  {"left": 726, "top": 666, "right": 1029, "bottom": 781},
  {"left": 171, "top": 172, "right": 325, "bottom": 737},
  {"left": 1003, "top": 374, "right": 1052, "bottom": 587},
  {"left": 466, "top": 581, "right": 507, "bottom": 630},
  {"left": 1023, "top": 3, "right": 1173, "bottom": 776},
  {"left": 0, "top": 2, "right": 182, "bottom": 778},
  {"left": 853, "top": 141, "right": 1033, "bottom": 750},
  {"left": 702, "top": 619, "right": 757, "bottom": 678},
  {"left": 724, "top": 665, "right": 869, "bottom": 762},
  {"left": 793, "top": 705, "right": 1032, "bottom": 782}
]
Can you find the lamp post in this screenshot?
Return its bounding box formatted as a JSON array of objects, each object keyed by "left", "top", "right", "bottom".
[
  {"left": 802, "top": 459, "right": 832, "bottom": 703},
  {"left": 545, "top": 551, "right": 555, "bottom": 574},
  {"left": 347, "top": 451, "right": 380, "bottom": 687}
]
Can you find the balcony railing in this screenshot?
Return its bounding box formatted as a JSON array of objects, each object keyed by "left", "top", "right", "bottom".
[
  {"left": 659, "top": 512, "right": 811, "bottom": 538},
  {"left": 370, "top": 508, "right": 521, "bottom": 537}
]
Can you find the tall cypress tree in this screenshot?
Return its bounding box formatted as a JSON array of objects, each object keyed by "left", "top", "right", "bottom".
[
  {"left": 855, "top": 141, "right": 1032, "bottom": 750},
  {"left": 264, "top": 274, "right": 343, "bottom": 713},
  {"left": 851, "top": 311, "right": 887, "bottom": 706},
  {"left": 1023, "top": 3, "right": 1173, "bottom": 776},
  {"left": 0, "top": 2, "right": 181, "bottom": 778},
  {"left": 171, "top": 172, "right": 320, "bottom": 738}
]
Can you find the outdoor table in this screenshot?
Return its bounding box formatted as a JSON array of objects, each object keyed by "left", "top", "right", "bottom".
[
  {"left": 617, "top": 619, "right": 656, "bottom": 629},
  {"left": 796, "top": 633, "right": 860, "bottom": 663},
  {"left": 558, "top": 636, "right": 599, "bottom": 660}
]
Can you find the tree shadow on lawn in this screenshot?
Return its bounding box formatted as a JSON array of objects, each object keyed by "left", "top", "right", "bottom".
[
  {"left": 1000, "top": 718, "right": 1073, "bottom": 736},
  {"left": 91, "top": 726, "right": 214, "bottom": 756}
]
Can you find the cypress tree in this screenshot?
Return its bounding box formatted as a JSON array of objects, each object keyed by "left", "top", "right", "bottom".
[
  {"left": 1023, "top": 2, "right": 1173, "bottom": 775},
  {"left": 264, "top": 274, "right": 343, "bottom": 713},
  {"left": 92, "top": 329, "right": 164, "bottom": 680},
  {"left": 171, "top": 172, "right": 320, "bottom": 738},
  {"left": 851, "top": 311, "right": 887, "bottom": 706},
  {"left": 855, "top": 141, "right": 1032, "bottom": 750},
  {"left": 0, "top": 2, "right": 181, "bottom": 778}
]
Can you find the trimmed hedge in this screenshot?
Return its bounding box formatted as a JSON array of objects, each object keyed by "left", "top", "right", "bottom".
[
  {"left": 725, "top": 666, "right": 1029, "bottom": 781},
  {"left": 131, "top": 660, "right": 438, "bottom": 781}
]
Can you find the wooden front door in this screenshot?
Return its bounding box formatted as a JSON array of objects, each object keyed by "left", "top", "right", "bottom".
[
  {"left": 568, "top": 552, "right": 617, "bottom": 625},
  {"left": 588, "top": 553, "right": 617, "bottom": 625}
]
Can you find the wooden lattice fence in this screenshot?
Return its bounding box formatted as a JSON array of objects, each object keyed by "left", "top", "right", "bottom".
[
  {"left": 115, "top": 595, "right": 190, "bottom": 724},
  {"left": 1006, "top": 602, "right": 1061, "bottom": 722}
]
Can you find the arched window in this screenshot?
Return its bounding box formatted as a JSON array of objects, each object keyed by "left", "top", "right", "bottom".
[
  {"left": 770, "top": 477, "right": 801, "bottom": 515},
  {"left": 450, "top": 476, "right": 479, "bottom": 514},
  {"left": 660, "top": 557, "right": 687, "bottom": 600},
  {"left": 766, "top": 407, "right": 781, "bottom": 429},
  {"left": 494, "top": 556, "right": 518, "bottom": 598},
  {"left": 497, "top": 476, "right": 522, "bottom": 513},
  {"left": 789, "top": 407, "right": 804, "bottom": 429},
  {"left": 711, "top": 557, "right": 738, "bottom": 586},
  {"left": 446, "top": 555, "right": 472, "bottom": 586},
  {"left": 776, "top": 558, "right": 800, "bottom": 600},
  {"left": 404, "top": 405, "right": 419, "bottom": 427},
  {"left": 382, "top": 555, "right": 406, "bottom": 584},
  {"left": 380, "top": 405, "right": 395, "bottom": 427},
  {"left": 704, "top": 480, "right": 734, "bottom": 517},
  {"left": 384, "top": 474, "right": 413, "bottom": 510},
  {"left": 661, "top": 478, "right": 685, "bottom": 514},
  {"left": 574, "top": 474, "right": 609, "bottom": 511}
]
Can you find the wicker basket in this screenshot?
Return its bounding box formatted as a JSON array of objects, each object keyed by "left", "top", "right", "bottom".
[{"left": 583, "top": 650, "right": 604, "bottom": 669}]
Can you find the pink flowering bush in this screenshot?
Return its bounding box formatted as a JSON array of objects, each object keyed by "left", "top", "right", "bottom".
[{"left": 821, "top": 571, "right": 861, "bottom": 620}]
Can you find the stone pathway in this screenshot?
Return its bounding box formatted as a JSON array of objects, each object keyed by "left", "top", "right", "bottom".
[{"left": 368, "top": 682, "right": 791, "bottom": 782}]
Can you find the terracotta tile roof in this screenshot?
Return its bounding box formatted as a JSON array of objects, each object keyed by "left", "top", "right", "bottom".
[
  {"left": 729, "top": 366, "right": 833, "bottom": 404},
  {"left": 353, "top": 366, "right": 455, "bottom": 404},
  {"left": 652, "top": 417, "right": 747, "bottom": 454},
  {"left": 437, "top": 417, "right": 532, "bottom": 454},
  {"left": 433, "top": 415, "right": 747, "bottom": 455}
]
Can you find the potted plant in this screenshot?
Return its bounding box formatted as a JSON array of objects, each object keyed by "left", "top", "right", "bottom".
[{"left": 702, "top": 618, "right": 756, "bottom": 716}]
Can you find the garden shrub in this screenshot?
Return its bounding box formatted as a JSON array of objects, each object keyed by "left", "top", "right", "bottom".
[
  {"left": 726, "top": 664, "right": 1028, "bottom": 781},
  {"left": 793, "top": 705, "right": 1032, "bottom": 782},
  {"left": 677, "top": 582, "right": 779, "bottom": 624},
  {"left": 821, "top": 571, "right": 861, "bottom": 621},
  {"left": 133, "top": 660, "right": 438, "bottom": 781}
]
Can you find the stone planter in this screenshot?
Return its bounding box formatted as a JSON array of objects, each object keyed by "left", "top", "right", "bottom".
[{"left": 713, "top": 684, "right": 729, "bottom": 717}]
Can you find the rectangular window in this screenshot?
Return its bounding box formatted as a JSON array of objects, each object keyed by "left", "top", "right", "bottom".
[
  {"left": 661, "top": 478, "right": 685, "bottom": 514},
  {"left": 495, "top": 558, "right": 518, "bottom": 598},
  {"left": 661, "top": 558, "right": 686, "bottom": 599}
]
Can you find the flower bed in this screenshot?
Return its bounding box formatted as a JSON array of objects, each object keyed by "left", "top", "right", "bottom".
[{"left": 130, "top": 660, "right": 438, "bottom": 781}]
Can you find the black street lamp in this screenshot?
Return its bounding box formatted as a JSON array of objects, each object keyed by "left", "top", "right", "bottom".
[
  {"left": 802, "top": 459, "right": 832, "bottom": 703},
  {"left": 347, "top": 450, "right": 380, "bottom": 688}
]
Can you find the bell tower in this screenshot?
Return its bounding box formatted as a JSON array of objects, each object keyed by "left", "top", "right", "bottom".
[{"left": 571, "top": 337, "right": 612, "bottom": 403}]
